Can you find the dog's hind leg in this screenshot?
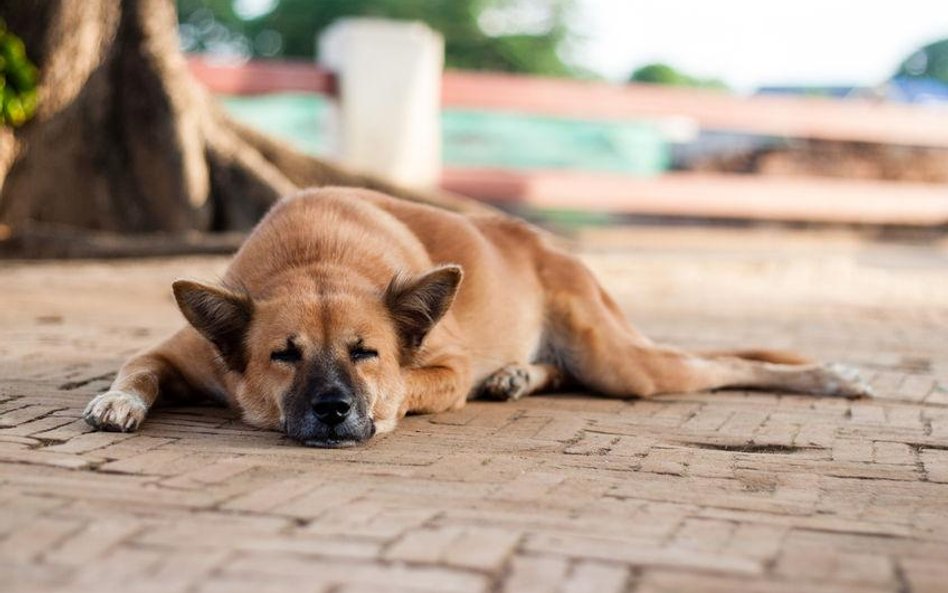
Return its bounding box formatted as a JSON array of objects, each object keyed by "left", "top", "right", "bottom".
[
  {"left": 541, "top": 253, "right": 871, "bottom": 399},
  {"left": 557, "top": 315, "right": 870, "bottom": 398},
  {"left": 581, "top": 344, "right": 871, "bottom": 398},
  {"left": 479, "top": 363, "right": 565, "bottom": 401}
]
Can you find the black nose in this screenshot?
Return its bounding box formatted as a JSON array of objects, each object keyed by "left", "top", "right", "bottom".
[{"left": 311, "top": 389, "right": 352, "bottom": 426}]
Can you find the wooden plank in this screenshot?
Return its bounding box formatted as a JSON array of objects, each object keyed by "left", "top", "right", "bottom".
[
  {"left": 441, "top": 71, "right": 948, "bottom": 148},
  {"left": 188, "top": 57, "right": 337, "bottom": 96},
  {"left": 187, "top": 58, "right": 948, "bottom": 147},
  {"left": 441, "top": 168, "right": 948, "bottom": 226}
]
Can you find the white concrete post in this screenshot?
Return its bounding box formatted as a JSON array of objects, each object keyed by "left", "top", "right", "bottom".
[{"left": 319, "top": 18, "right": 444, "bottom": 190}]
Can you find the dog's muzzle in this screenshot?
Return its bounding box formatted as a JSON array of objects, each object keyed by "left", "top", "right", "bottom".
[{"left": 283, "top": 384, "right": 375, "bottom": 447}]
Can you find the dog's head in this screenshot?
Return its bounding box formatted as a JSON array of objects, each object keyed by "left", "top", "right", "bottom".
[{"left": 171, "top": 265, "right": 462, "bottom": 447}]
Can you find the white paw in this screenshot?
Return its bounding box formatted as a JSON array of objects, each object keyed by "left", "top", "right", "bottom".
[
  {"left": 83, "top": 390, "right": 148, "bottom": 432},
  {"left": 821, "top": 363, "right": 874, "bottom": 398}
]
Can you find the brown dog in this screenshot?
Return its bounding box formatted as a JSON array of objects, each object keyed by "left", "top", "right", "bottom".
[{"left": 83, "top": 187, "right": 870, "bottom": 447}]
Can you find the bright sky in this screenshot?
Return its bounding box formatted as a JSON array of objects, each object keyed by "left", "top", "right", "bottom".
[{"left": 571, "top": 0, "right": 948, "bottom": 91}]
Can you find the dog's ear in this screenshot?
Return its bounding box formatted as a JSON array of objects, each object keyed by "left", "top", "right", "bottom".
[
  {"left": 172, "top": 280, "right": 253, "bottom": 372},
  {"left": 384, "top": 265, "right": 463, "bottom": 351}
]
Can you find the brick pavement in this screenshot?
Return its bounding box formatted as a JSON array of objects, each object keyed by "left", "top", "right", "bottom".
[{"left": 1, "top": 226, "right": 946, "bottom": 593}]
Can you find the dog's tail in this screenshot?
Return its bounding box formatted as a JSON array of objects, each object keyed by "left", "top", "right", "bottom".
[{"left": 698, "top": 348, "right": 813, "bottom": 366}]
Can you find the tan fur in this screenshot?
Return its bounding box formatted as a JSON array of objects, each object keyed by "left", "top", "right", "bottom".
[{"left": 84, "top": 187, "right": 871, "bottom": 444}]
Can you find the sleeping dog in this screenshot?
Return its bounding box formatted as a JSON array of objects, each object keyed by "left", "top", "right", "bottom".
[{"left": 84, "top": 188, "right": 870, "bottom": 447}]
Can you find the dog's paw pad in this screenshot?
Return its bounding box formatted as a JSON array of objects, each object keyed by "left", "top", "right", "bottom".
[
  {"left": 481, "top": 365, "right": 532, "bottom": 401},
  {"left": 83, "top": 390, "right": 148, "bottom": 432},
  {"left": 821, "top": 363, "right": 874, "bottom": 398}
]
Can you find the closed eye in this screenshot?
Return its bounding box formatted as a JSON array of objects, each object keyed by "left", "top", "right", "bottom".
[
  {"left": 350, "top": 346, "right": 378, "bottom": 362},
  {"left": 270, "top": 342, "right": 302, "bottom": 363}
]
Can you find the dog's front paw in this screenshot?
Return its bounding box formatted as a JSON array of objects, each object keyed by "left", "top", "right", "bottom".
[
  {"left": 481, "top": 365, "right": 532, "bottom": 401},
  {"left": 83, "top": 390, "right": 148, "bottom": 432},
  {"left": 819, "top": 363, "right": 874, "bottom": 398}
]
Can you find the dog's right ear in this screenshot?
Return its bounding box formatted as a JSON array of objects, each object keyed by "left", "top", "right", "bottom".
[{"left": 172, "top": 280, "right": 253, "bottom": 372}]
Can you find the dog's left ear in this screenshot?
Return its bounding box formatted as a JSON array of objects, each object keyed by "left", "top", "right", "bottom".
[{"left": 384, "top": 264, "right": 463, "bottom": 351}]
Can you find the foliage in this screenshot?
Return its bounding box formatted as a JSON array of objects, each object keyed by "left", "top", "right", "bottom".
[
  {"left": 629, "top": 62, "right": 726, "bottom": 90},
  {"left": 0, "top": 20, "right": 38, "bottom": 127},
  {"left": 177, "top": 0, "right": 577, "bottom": 77},
  {"left": 896, "top": 38, "right": 948, "bottom": 83}
]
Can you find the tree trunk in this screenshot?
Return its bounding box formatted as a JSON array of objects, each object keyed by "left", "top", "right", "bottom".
[{"left": 0, "top": 0, "right": 484, "bottom": 252}]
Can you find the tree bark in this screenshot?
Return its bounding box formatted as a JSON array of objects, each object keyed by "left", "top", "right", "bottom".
[{"left": 0, "top": 0, "right": 485, "bottom": 249}]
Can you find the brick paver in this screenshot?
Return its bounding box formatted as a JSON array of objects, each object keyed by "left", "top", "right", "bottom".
[{"left": 1, "top": 226, "right": 946, "bottom": 593}]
